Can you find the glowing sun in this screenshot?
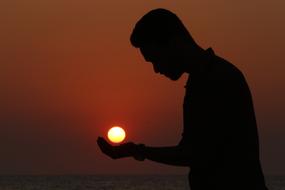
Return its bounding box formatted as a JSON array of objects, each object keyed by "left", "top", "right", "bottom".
[{"left": 107, "top": 126, "right": 126, "bottom": 143}]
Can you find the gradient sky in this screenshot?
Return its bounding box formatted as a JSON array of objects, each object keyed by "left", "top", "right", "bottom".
[{"left": 0, "top": 0, "right": 284, "bottom": 175}]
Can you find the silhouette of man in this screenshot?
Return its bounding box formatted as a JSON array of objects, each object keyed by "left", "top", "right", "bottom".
[{"left": 97, "top": 9, "right": 268, "bottom": 190}]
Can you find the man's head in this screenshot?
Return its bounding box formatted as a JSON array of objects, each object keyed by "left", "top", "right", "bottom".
[{"left": 130, "top": 8, "right": 199, "bottom": 80}]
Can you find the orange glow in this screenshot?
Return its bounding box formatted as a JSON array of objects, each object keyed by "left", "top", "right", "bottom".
[{"left": 107, "top": 126, "right": 126, "bottom": 143}]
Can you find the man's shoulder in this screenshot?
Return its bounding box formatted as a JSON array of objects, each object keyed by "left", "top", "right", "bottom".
[
  {"left": 209, "top": 55, "right": 245, "bottom": 83},
  {"left": 203, "top": 48, "right": 243, "bottom": 80},
  {"left": 184, "top": 50, "right": 247, "bottom": 89}
]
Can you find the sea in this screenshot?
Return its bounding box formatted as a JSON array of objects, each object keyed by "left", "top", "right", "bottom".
[{"left": 0, "top": 175, "right": 284, "bottom": 190}]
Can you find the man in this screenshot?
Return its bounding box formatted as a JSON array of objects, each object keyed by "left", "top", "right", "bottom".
[{"left": 97, "top": 8, "right": 268, "bottom": 190}]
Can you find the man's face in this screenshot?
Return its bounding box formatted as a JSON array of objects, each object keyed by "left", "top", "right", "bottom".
[{"left": 139, "top": 43, "right": 184, "bottom": 81}]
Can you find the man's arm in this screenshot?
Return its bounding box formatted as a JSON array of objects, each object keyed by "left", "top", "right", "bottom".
[
  {"left": 141, "top": 145, "right": 191, "bottom": 167},
  {"left": 97, "top": 137, "right": 191, "bottom": 167}
]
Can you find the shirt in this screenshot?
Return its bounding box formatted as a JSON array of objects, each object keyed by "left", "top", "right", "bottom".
[{"left": 180, "top": 48, "right": 268, "bottom": 190}]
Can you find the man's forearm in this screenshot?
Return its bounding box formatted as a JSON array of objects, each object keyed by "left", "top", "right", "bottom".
[{"left": 141, "top": 145, "right": 191, "bottom": 167}]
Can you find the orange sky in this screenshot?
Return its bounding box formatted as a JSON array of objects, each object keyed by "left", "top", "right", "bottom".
[{"left": 0, "top": 0, "right": 284, "bottom": 175}]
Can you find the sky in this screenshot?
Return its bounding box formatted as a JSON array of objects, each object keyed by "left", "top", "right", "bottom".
[{"left": 0, "top": 0, "right": 284, "bottom": 175}]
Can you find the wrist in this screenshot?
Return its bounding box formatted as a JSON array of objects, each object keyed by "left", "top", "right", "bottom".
[{"left": 133, "top": 144, "right": 146, "bottom": 161}]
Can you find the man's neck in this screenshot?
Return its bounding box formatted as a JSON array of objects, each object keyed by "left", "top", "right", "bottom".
[{"left": 183, "top": 46, "right": 209, "bottom": 76}]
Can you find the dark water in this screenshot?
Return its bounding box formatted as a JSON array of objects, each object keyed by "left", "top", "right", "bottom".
[{"left": 0, "top": 175, "right": 283, "bottom": 190}]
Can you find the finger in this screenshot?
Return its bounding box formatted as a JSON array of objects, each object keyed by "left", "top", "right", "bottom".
[
  {"left": 97, "top": 137, "right": 110, "bottom": 144},
  {"left": 98, "top": 143, "right": 112, "bottom": 156},
  {"left": 98, "top": 140, "right": 110, "bottom": 151},
  {"left": 97, "top": 137, "right": 106, "bottom": 143},
  {"left": 98, "top": 139, "right": 111, "bottom": 148},
  {"left": 97, "top": 137, "right": 107, "bottom": 145},
  {"left": 97, "top": 137, "right": 120, "bottom": 159},
  {"left": 97, "top": 138, "right": 114, "bottom": 154}
]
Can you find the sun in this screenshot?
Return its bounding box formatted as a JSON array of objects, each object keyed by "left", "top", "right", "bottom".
[{"left": 107, "top": 126, "right": 126, "bottom": 143}]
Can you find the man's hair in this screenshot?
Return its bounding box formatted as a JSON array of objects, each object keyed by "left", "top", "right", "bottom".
[{"left": 130, "top": 8, "right": 196, "bottom": 48}]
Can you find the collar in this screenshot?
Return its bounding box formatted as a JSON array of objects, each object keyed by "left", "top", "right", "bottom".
[
  {"left": 206, "top": 47, "right": 215, "bottom": 56},
  {"left": 184, "top": 47, "right": 215, "bottom": 88}
]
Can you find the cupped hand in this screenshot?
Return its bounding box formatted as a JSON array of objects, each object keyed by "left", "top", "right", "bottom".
[{"left": 97, "top": 137, "right": 136, "bottom": 159}]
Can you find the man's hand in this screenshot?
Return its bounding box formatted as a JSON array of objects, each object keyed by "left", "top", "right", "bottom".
[{"left": 97, "top": 137, "right": 137, "bottom": 159}]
